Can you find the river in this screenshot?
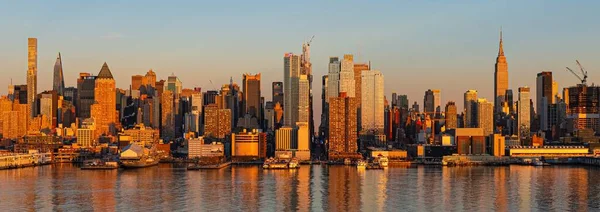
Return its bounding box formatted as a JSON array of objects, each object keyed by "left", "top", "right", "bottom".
[{"left": 1, "top": 164, "right": 600, "bottom": 211}]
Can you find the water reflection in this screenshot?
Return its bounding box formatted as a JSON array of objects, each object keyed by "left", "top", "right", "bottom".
[{"left": 2, "top": 164, "right": 600, "bottom": 211}]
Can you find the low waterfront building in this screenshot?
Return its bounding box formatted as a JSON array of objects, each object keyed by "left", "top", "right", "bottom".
[
  {"left": 507, "top": 146, "right": 589, "bottom": 157},
  {"left": 231, "top": 129, "right": 266, "bottom": 161},
  {"left": 122, "top": 124, "right": 159, "bottom": 147},
  {"left": 188, "top": 137, "right": 224, "bottom": 159}
]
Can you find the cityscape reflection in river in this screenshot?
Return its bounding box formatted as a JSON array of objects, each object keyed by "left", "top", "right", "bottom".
[{"left": 2, "top": 164, "right": 600, "bottom": 211}]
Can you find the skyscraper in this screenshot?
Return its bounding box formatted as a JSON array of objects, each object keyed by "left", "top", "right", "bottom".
[
  {"left": 327, "top": 57, "right": 340, "bottom": 101},
  {"left": 339, "top": 54, "right": 355, "bottom": 97},
  {"left": 433, "top": 89, "right": 441, "bottom": 113},
  {"left": 27, "top": 38, "right": 37, "bottom": 119},
  {"left": 445, "top": 101, "right": 457, "bottom": 130},
  {"left": 477, "top": 98, "right": 494, "bottom": 136},
  {"left": 77, "top": 73, "right": 96, "bottom": 119},
  {"left": 298, "top": 75, "right": 310, "bottom": 123},
  {"left": 144, "top": 69, "right": 157, "bottom": 88},
  {"left": 354, "top": 63, "right": 370, "bottom": 107},
  {"left": 464, "top": 90, "right": 478, "bottom": 127},
  {"left": 424, "top": 89, "right": 435, "bottom": 114},
  {"left": 361, "top": 70, "right": 384, "bottom": 132},
  {"left": 518, "top": 87, "right": 531, "bottom": 141},
  {"left": 329, "top": 93, "right": 358, "bottom": 156},
  {"left": 494, "top": 29, "right": 509, "bottom": 118},
  {"left": 536, "top": 71, "right": 553, "bottom": 131},
  {"left": 53, "top": 53, "right": 65, "bottom": 96},
  {"left": 243, "top": 73, "right": 261, "bottom": 122},
  {"left": 204, "top": 104, "right": 231, "bottom": 139},
  {"left": 167, "top": 74, "right": 182, "bottom": 98},
  {"left": 91, "top": 62, "right": 116, "bottom": 137},
  {"left": 161, "top": 90, "right": 175, "bottom": 139},
  {"left": 131, "top": 75, "right": 144, "bottom": 91},
  {"left": 272, "top": 82, "right": 283, "bottom": 107},
  {"left": 284, "top": 53, "right": 300, "bottom": 127}
]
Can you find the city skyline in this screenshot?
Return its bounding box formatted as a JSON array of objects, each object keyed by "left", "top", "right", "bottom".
[{"left": 1, "top": 2, "right": 600, "bottom": 124}]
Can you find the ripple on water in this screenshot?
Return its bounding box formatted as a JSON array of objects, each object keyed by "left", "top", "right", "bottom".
[{"left": 2, "top": 164, "right": 600, "bottom": 211}]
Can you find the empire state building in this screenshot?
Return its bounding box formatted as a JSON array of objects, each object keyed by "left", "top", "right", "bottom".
[{"left": 494, "top": 30, "right": 508, "bottom": 115}]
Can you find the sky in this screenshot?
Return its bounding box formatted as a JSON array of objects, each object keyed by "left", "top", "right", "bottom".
[{"left": 1, "top": 1, "right": 600, "bottom": 127}]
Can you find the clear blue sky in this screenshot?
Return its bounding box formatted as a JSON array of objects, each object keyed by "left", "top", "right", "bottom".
[{"left": 1, "top": 1, "right": 599, "bottom": 125}]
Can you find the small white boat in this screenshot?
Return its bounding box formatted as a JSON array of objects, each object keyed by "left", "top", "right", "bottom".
[
  {"left": 378, "top": 156, "right": 389, "bottom": 168},
  {"left": 356, "top": 160, "right": 366, "bottom": 169}
]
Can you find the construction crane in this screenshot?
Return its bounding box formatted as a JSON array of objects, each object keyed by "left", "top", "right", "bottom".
[{"left": 566, "top": 60, "right": 588, "bottom": 85}]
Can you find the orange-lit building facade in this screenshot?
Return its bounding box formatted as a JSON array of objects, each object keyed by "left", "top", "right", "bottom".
[{"left": 91, "top": 63, "right": 116, "bottom": 138}]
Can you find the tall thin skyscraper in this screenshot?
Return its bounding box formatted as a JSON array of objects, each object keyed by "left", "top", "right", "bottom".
[
  {"left": 536, "top": 71, "right": 553, "bottom": 131},
  {"left": 243, "top": 73, "right": 261, "bottom": 121},
  {"left": 354, "top": 63, "right": 370, "bottom": 106},
  {"left": 361, "top": 70, "right": 384, "bottom": 132},
  {"left": 464, "top": 90, "right": 478, "bottom": 127},
  {"left": 329, "top": 93, "right": 358, "bottom": 155},
  {"left": 298, "top": 75, "right": 310, "bottom": 123},
  {"left": 327, "top": 57, "right": 340, "bottom": 101},
  {"left": 27, "top": 38, "right": 37, "bottom": 119},
  {"left": 518, "top": 87, "right": 531, "bottom": 142},
  {"left": 53, "top": 53, "right": 65, "bottom": 96},
  {"left": 284, "top": 53, "right": 300, "bottom": 127},
  {"left": 494, "top": 29, "right": 509, "bottom": 121},
  {"left": 339, "top": 54, "right": 355, "bottom": 97},
  {"left": 424, "top": 89, "right": 435, "bottom": 114}
]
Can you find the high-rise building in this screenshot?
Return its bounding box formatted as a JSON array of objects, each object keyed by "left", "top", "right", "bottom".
[
  {"left": 329, "top": 93, "right": 358, "bottom": 156},
  {"left": 327, "top": 57, "right": 340, "bottom": 101},
  {"left": 536, "top": 71, "right": 553, "bottom": 131},
  {"left": 464, "top": 90, "right": 478, "bottom": 127},
  {"left": 518, "top": 87, "right": 531, "bottom": 141},
  {"left": 161, "top": 90, "right": 174, "bottom": 139},
  {"left": 477, "top": 98, "right": 494, "bottom": 136},
  {"left": 564, "top": 85, "right": 600, "bottom": 133},
  {"left": 433, "top": 90, "right": 441, "bottom": 114},
  {"left": 424, "top": 89, "right": 435, "bottom": 114},
  {"left": 298, "top": 75, "right": 310, "bottom": 123},
  {"left": 243, "top": 73, "right": 261, "bottom": 121},
  {"left": 275, "top": 126, "right": 297, "bottom": 151},
  {"left": 144, "top": 69, "right": 157, "bottom": 88},
  {"left": 39, "top": 91, "right": 58, "bottom": 129},
  {"left": 284, "top": 53, "right": 300, "bottom": 127},
  {"left": 77, "top": 73, "right": 96, "bottom": 119},
  {"left": 204, "top": 104, "right": 231, "bottom": 139},
  {"left": 339, "top": 54, "right": 355, "bottom": 97},
  {"left": 167, "top": 74, "right": 182, "bottom": 98},
  {"left": 494, "top": 30, "right": 509, "bottom": 117},
  {"left": 264, "top": 101, "right": 275, "bottom": 131},
  {"left": 361, "top": 70, "right": 384, "bottom": 132},
  {"left": 27, "top": 38, "right": 37, "bottom": 119},
  {"left": 53, "top": 53, "right": 65, "bottom": 96},
  {"left": 445, "top": 102, "right": 457, "bottom": 130},
  {"left": 131, "top": 75, "right": 144, "bottom": 91},
  {"left": 91, "top": 62, "right": 117, "bottom": 137},
  {"left": 398, "top": 95, "right": 409, "bottom": 110},
  {"left": 272, "top": 82, "right": 283, "bottom": 107},
  {"left": 354, "top": 63, "right": 370, "bottom": 107}
]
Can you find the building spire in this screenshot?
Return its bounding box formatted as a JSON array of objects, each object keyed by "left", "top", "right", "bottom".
[{"left": 498, "top": 27, "right": 504, "bottom": 56}]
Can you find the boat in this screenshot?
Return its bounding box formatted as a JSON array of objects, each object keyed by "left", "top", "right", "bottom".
[
  {"left": 356, "top": 160, "right": 366, "bottom": 169},
  {"left": 288, "top": 158, "right": 299, "bottom": 169},
  {"left": 120, "top": 144, "right": 159, "bottom": 168},
  {"left": 81, "top": 160, "right": 118, "bottom": 170},
  {"left": 378, "top": 156, "right": 389, "bottom": 168},
  {"left": 262, "top": 156, "right": 300, "bottom": 169},
  {"left": 532, "top": 159, "right": 550, "bottom": 166},
  {"left": 344, "top": 158, "right": 352, "bottom": 165}
]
